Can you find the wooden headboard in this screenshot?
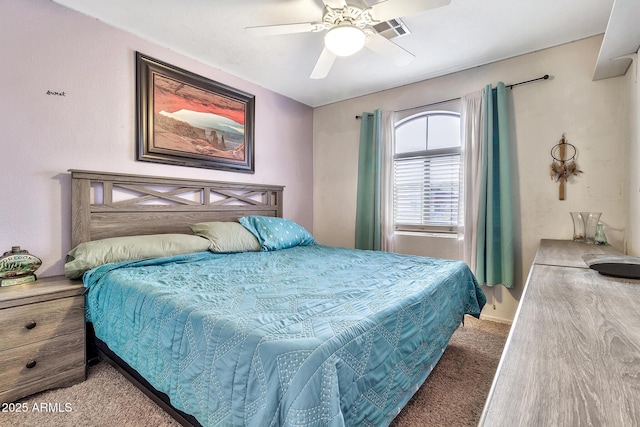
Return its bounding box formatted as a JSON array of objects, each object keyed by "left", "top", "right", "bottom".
[{"left": 70, "top": 170, "right": 283, "bottom": 247}]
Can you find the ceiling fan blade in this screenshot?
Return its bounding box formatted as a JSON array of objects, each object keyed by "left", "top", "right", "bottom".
[
  {"left": 369, "top": 0, "right": 451, "bottom": 22},
  {"left": 244, "top": 22, "right": 318, "bottom": 36},
  {"left": 322, "top": 0, "right": 347, "bottom": 9},
  {"left": 365, "top": 32, "right": 415, "bottom": 66},
  {"left": 310, "top": 48, "right": 337, "bottom": 79}
]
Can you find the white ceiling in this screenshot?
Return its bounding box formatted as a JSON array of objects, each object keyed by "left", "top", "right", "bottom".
[{"left": 51, "top": 0, "right": 617, "bottom": 107}]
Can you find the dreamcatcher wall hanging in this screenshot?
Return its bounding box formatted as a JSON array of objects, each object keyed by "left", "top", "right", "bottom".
[{"left": 550, "top": 133, "right": 582, "bottom": 200}]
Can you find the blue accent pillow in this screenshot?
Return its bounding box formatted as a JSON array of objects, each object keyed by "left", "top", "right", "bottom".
[{"left": 239, "top": 216, "right": 315, "bottom": 251}]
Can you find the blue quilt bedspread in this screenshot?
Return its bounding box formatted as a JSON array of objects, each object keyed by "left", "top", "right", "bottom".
[{"left": 84, "top": 244, "right": 485, "bottom": 426}]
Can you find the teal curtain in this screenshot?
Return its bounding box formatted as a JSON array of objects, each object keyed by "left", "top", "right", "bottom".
[
  {"left": 475, "top": 83, "right": 515, "bottom": 288},
  {"left": 355, "top": 109, "right": 382, "bottom": 250}
]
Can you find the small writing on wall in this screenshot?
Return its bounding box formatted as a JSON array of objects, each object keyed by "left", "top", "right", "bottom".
[{"left": 46, "top": 90, "right": 66, "bottom": 96}]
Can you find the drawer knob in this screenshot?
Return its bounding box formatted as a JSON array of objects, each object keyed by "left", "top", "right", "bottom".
[
  {"left": 25, "top": 321, "right": 37, "bottom": 330},
  {"left": 26, "top": 360, "right": 37, "bottom": 369}
]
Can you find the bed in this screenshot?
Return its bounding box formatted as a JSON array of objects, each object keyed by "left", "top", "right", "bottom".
[{"left": 68, "top": 169, "right": 486, "bottom": 427}]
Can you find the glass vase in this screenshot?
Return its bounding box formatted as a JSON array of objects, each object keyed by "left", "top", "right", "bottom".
[
  {"left": 582, "top": 212, "right": 602, "bottom": 244},
  {"left": 570, "top": 212, "right": 585, "bottom": 242},
  {"left": 594, "top": 223, "right": 608, "bottom": 245}
]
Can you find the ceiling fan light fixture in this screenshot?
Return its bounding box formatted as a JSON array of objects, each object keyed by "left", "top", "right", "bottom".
[{"left": 324, "top": 24, "right": 366, "bottom": 57}]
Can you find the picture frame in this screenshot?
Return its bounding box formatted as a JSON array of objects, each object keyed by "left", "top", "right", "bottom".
[{"left": 136, "top": 52, "right": 255, "bottom": 173}]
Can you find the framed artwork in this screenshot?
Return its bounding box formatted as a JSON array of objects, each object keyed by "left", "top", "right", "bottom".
[{"left": 136, "top": 52, "right": 255, "bottom": 173}]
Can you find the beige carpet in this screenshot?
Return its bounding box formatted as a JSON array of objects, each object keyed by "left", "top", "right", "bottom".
[{"left": 2, "top": 317, "right": 509, "bottom": 427}]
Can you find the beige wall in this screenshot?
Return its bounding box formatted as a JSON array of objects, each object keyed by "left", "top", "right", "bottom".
[
  {"left": 313, "top": 36, "right": 628, "bottom": 323},
  {"left": 625, "top": 50, "right": 640, "bottom": 256}
]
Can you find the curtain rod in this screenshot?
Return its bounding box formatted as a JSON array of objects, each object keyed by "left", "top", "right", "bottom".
[
  {"left": 505, "top": 74, "right": 550, "bottom": 89},
  {"left": 355, "top": 74, "right": 549, "bottom": 119}
]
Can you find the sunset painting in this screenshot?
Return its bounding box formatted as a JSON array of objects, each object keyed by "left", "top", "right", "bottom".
[
  {"left": 153, "top": 74, "right": 246, "bottom": 161},
  {"left": 137, "top": 53, "right": 255, "bottom": 173}
]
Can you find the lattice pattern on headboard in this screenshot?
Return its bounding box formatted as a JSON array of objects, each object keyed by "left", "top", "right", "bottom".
[{"left": 70, "top": 170, "right": 283, "bottom": 247}]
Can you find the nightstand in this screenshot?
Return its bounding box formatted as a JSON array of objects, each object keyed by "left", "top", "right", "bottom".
[{"left": 0, "top": 275, "right": 86, "bottom": 403}]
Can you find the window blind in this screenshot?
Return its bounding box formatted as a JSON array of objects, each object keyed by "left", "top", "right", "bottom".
[{"left": 394, "top": 153, "right": 460, "bottom": 231}]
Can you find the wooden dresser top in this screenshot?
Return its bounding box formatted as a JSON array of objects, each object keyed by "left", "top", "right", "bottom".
[
  {"left": 0, "top": 276, "right": 84, "bottom": 310},
  {"left": 533, "top": 238, "right": 621, "bottom": 268},
  {"left": 480, "top": 239, "right": 640, "bottom": 426}
]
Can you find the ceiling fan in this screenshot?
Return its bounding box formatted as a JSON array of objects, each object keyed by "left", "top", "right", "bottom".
[{"left": 245, "top": 0, "right": 451, "bottom": 79}]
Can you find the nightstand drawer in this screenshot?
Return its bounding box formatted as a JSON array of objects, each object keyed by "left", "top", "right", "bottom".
[
  {"left": 0, "top": 330, "right": 85, "bottom": 395},
  {"left": 0, "top": 295, "right": 84, "bottom": 352}
]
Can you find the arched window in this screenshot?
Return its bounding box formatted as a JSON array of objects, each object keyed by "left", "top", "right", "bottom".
[{"left": 394, "top": 101, "right": 461, "bottom": 233}]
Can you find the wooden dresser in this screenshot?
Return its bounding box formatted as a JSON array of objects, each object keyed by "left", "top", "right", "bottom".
[
  {"left": 479, "top": 239, "right": 640, "bottom": 426},
  {"left": 0, "top": 276, "right": 86, "bottom": 403}
]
